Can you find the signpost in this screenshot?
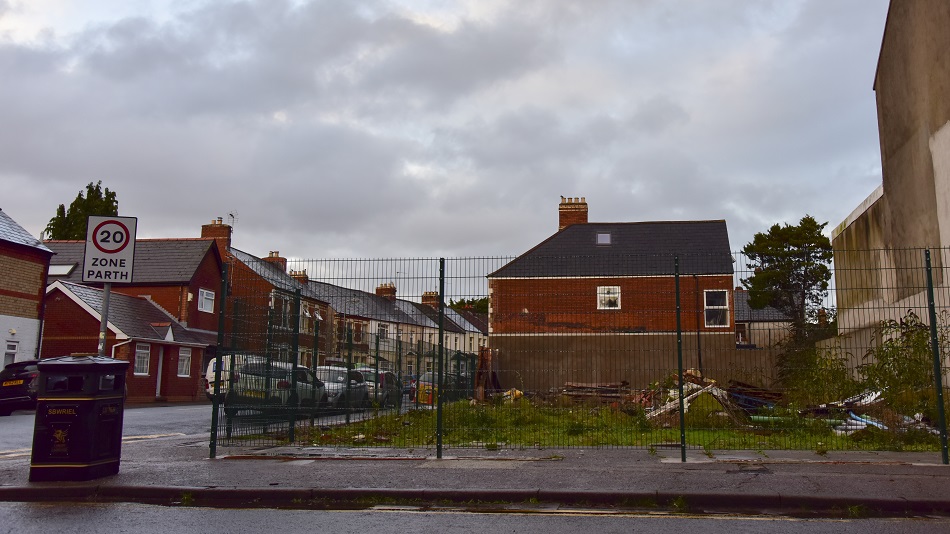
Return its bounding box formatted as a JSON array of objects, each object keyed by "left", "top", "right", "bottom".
[{"left": 83, "top": 216, "right": 137, "bottom": 356}]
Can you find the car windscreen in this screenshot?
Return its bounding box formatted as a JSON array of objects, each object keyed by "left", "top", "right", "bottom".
[
  {"left": 239, "top": 364, "right": 290, "bottom": 379},
  {"left": 358, "top": 371, "right": 377, "bottom": 382}
]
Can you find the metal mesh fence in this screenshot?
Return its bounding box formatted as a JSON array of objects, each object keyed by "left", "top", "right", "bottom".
[{"left": 210, "top": 250, "right": 950, "bottom": 460}]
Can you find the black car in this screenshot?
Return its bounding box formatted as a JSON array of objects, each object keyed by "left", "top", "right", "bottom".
[{"left": 0, "top": 360, "right": 40, "bottom": 416}]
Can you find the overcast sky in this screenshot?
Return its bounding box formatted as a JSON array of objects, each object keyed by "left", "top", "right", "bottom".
[{"left": 1, "top": 0, "right": 890, "bottom": 260}]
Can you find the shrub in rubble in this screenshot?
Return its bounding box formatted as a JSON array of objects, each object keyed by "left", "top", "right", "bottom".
[
  {"left": 781, "top": 341, "right": 861, "bottom": 408},
  {"left": 860, "top": 310, "right": 950, "bottom": 423}
]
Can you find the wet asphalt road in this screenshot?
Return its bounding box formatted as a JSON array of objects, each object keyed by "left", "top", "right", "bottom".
[
  {"left": 0, "top": 403, "right": 215, "bottom": 452},
  {"left": 1, "top": 502, "right": 949, "bottom": 533}
]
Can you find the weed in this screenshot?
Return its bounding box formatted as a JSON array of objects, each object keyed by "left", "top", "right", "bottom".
[
  {"left": 847, "top": 504, "right": 869, "bottom": 518},
  {"left": 178, "top": 492, "right": 194, "bottom": 507},
  {"left": 669, "top": 495, "right": 689, "bottom": 513}
]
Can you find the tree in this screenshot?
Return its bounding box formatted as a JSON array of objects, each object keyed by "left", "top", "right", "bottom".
[
  {"left": 44, "top": 181, "right": 119, "bottom": 240},
  {"left": 449, "top": 297, "right": 489, "bottom": 314},
  {"left": 741, "top": 215, "right": 833, "bottom": 342}
]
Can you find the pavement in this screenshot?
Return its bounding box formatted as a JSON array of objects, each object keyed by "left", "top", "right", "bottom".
[{"left": 1, "top": 432, "right": 950, "bottom": 517}]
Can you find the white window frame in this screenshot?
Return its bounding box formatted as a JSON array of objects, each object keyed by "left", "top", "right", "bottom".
[
  {"left": 134, "top": 343, "right": 151, "bottom": 375},
  {"left": 704, "top": 289, "right": 730, "bottom": 328},
  {"left": 597, "top": 286, "right": 621, "bottom": 310},
  {"left": 198, "top": 288, "right": 215, "bottom": 314},
  {"left": 177, "top": 347, "right": 192, "bottom": 377},
  {"left": 378, "top": 324, "right": 389, "bottom": 339},
  {"left": 4, "top": 341, "right": 18, "bottom": 368}
]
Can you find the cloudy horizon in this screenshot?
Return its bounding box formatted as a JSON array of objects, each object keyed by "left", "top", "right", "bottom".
[{"left": 1, "top": 0, "right": 890, "bottom": 259}]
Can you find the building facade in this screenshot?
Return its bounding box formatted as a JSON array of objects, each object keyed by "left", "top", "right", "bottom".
[
  {"left": 487, "top": 197, "right": 737, "bottom": 390},
  {"left": 0, "top": 208, "right": 52, "bottom": 367}
]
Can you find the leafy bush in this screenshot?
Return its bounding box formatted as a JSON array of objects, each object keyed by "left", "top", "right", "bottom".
[
  {"left": 860, "top": 311, "right": 949, "bottom": 420},
  {"left": 780, "top": 342, "right": 861, "bottom": 407}
]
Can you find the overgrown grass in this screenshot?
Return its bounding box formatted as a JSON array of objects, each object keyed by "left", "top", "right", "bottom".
[{"left": 286, "top": 395, "right": 944, "bottom": 452}]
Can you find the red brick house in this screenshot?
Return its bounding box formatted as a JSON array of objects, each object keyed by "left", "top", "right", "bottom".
[
  {"left": 44, "top": 238, "right": 224, "bottom": 369},
  {"left": 487, "top": 197, "right": 735, "bottom": 389},
  {"left": 0, "top": 208, "right": 53, "bottom": 367},
  {"left": 42, "top": 281, "right": 212, "bottom": 402},
  {"left": 200, "top": 219, "right": 331, "bottom": 368}
]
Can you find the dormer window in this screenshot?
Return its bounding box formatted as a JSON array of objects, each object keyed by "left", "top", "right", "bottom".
[{"left": 596, "top": 232, "right": 612, "bottom": 245}]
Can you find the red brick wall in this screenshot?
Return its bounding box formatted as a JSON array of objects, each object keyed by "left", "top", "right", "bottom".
[
  {"left": 111, "top": 284, "right": 185, "bottom": 317},
  {"left": 188, "top": 250, "right": 224, "bottom": 331},
  {"left": 0, "top": 241, "right": 51, "bottom": 319},
  {"left": 41, "top": 290, "right": 105, "bottom": 358},
  {"left": 221, "top": 258, "right": 321, "bottom": 363},
  {"left": 489, "top": 275, "right": 734, "bottom": 334},
  {"left": 109, "top": 247, "right": 222, "bottom": 331}
]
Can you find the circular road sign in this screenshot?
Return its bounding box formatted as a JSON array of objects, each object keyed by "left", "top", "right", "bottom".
[{"left": 92, "top": 219, "right": 132, "bottom": 254}]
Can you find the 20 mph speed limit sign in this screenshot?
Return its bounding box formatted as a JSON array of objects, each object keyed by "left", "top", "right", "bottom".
[{"left": 82, "top": 216, "right": 137, "bottom": 283}]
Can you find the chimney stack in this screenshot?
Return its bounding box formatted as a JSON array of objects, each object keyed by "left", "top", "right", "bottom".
[
  {"left": 201, "top": 217, "right": 232, "bottom": 259},
  {"left": 558, "top": 196, "right": 588, "bottom": 230},
  {"left": 421, "top": 291, "right": 440, "bottom": 308},
  {"left": 263, "top": 251, "right": 287, "bottom": 272},
  {"left": 376, "top": 282, "right": 397, "bottom": 302},
  {"left": 290, "top": 269, "right": 309, "bottom": 285}
]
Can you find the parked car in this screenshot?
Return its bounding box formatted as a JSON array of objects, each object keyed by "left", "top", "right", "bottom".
[
  {"left": 203, "top": 354, "right": 267, "bottom": 401},
  {"left": 415, "top": 371, "right": 473, "bottom": 405},
  {"left": 224, "top": 361, "right": 326, "bottom": 415},
  {"left": 0, "top": 360, "right": 40, "bottom": 416},
  {"left": 314, "top": 366, "right": 369, "bottom": 410},
  {"left": 354, "top": 368, "right": 402, "bottom": 408}
]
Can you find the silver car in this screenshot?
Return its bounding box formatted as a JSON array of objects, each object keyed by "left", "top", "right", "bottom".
[
  {"left": 314, "top": 366, "right": 369, "bottom": 411},
  {"left": 226, "top": 361, "right": 327, "bottom": 414}
]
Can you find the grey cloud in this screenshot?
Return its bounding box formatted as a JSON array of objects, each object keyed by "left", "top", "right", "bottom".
[{"left": 0, "top": 0, "right": 893, "bottom": 260}]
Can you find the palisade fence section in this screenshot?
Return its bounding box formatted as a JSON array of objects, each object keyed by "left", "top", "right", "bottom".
[{"left": 210, "top": 249, "right": 950, "bottom": 462}]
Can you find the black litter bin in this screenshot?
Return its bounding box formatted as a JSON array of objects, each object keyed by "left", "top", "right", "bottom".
[{"left": 29, "top": 355, "right": 129, "bottom": 482}]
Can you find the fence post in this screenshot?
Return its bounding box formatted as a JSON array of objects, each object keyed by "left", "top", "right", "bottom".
[
  {"left": 437, "top": 258, "right": 445, "bottom": 459},
  {"left": 345, "top": 324, "right": 353, "bottom": 425},
  {"left": 288, "top": 289, "right": 301, "bottom": 442},
  {"left": 675, "top": 255, "right": 686, "bottom": 463},
  {"left": 925, "top": 249, "right": 949, "bottom": 464},
  {"left": 210, "top": 262, "right": 229, "bottom": 459},
  {"left": 374, "top": 335, "right": 380, "bottom": 403},
  {"left": 311, "top": 314, "right": 319, "bottom": 426}
]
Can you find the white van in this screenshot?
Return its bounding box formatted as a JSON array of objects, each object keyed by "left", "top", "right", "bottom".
[{"left": 203, "top": 354, "right": 266, "bottom": 401}]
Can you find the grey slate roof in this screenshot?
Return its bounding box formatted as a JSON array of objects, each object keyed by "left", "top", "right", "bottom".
[
  {"left": 0, "top": 208, "right": 51, "bottom": 253},
  {"left": 305, "top": 280, "right": 471, "bottom": 333},
  {"left": 400, "top": 300, "right": 465, "bottom": 333},
  {"left": 44, "top": 239, "right": 217, "bottom": 284},
  {"left": 489, "top": 221, "right": 733, "bottom": 278},
  {"left": 57, "top": 281, "right": 216, "bottom": 345},
  {"left": 453, "top": 308, "right": 488, "bottom": 335},
  {"left": 230, "top": 248, "right": 305, "bottom": 293},
  {"left": 306, "top": 281, "right": 415, "bottom": 324},
  {"left": 734, "top": 289, "right": 791, "bottom": 322}
]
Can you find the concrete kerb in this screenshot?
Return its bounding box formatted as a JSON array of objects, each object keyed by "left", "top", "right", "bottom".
[{"left": 3, "top": 484, "right": 950, "bottom": 516}]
